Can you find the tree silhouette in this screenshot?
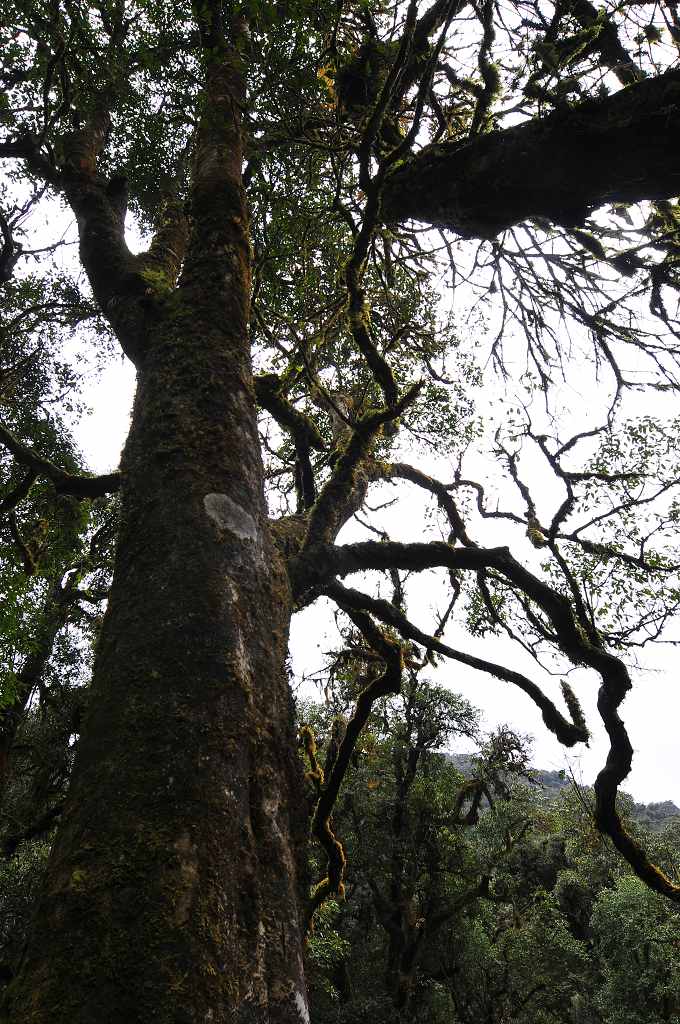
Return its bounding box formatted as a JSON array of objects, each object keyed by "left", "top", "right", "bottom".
[{"left": 1, "top": 0, "right": 679, "bottom": 1019}]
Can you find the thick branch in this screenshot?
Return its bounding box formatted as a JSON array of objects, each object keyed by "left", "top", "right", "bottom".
[
  {"left": 0, "top": 135, "right": 61, "bottom": 186},
  {"left": 294, "top": 537, "right": 680, "bottom": 900},
  {"left": 0, "top": 422, "right": 120, "bottom": 497},
  {"left": 2, "top": 120, "right": 188, "bottom": 364},
  {"left": 292, "top": 541, "right": 580, "bottom": 644},
  {"left": 382, "top": 68, "right": 680, "bottom": 237},
  {"left": 302, "top": 386, "right": 421, "bottom": 550},
  {"left": 594, "top": 681, "right": 680, "bottom": 901},
  {"left": 0, "top": 469, "right": 38, "bottom": 514},
  {"left": 56, "top": 116, "right": 157, "bottom": 362},
  {"left": 1, "top": 123, "right": 150, "bottom": 363},
  {"left": 141, "top": 199, "right": 191, "bottom": 288},
  {"left": 254, "top": 374, "right": 325, "bottom": 452}
]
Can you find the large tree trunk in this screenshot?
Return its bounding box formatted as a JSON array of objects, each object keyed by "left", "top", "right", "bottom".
[
  {"left": 8, "top": 29, "right": 310, "bottom": 1021},
  {"left": 8, "top": 292, "right": 309, "bottom": 1024}
]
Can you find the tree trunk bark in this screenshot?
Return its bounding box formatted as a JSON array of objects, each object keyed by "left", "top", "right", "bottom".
[
  {"left": 6, "top": 9, "right": 312, "bottom": 1020},
  {"left": 8, "top": 179, "right": 310, "bottom": 1024}
]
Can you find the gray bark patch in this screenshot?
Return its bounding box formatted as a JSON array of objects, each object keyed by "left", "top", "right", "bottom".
[
  {"left": 294, "top": 990, "right": 310, "bottom": 1024},
  {"left": 204, "top": 493, "right": 258, "bottom": 542}
]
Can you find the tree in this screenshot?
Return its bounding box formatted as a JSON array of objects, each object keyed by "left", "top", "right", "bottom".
[
  {"left": 301, "top": 667, "right": 486, "bottom": 1018},
  {"left": 302, "top": 682, "right": 680, "bottom": 1024},
  {"left": 1, "top": 0, "right": 680, "bottom": 1019},
  {"left": 301, "top": 671, "right": 537, "bottom": 1023}
]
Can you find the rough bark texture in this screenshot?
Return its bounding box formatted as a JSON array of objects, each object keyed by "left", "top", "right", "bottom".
[
  {"left": 8, "top": 23, "right": 310, "bottom": 1024},
  {"left": 382, "top": 67, "right": 680, "bottom": 237},
  {"left": 8, "top": 258, "right": 309, "bottom": 1024}
]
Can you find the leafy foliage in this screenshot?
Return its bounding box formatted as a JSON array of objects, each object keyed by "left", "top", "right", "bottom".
[{"left": 301, "top": 686, "right": 680, "bottom": 1024}]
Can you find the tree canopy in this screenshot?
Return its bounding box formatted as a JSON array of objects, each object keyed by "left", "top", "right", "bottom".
[
  {"left": 301, "top": 679, "right": 680, "bottom": 1023},
  {"left": 1, "top": 0, "right": 680, "bottom": 1019}
]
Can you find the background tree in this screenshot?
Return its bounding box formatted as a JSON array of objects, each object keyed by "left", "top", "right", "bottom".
[
  {"left": 0, "top": 0, "right": 680, "bottom": 1020},
  {"left": 303, "top": 682, "right": 680, "bottom": 1024}
]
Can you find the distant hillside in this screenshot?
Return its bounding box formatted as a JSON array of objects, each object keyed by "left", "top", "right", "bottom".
[
  {"left": 445, "top": 753, "right": 680, "bottom": 832},
  {"left": 630, "top": 799, "right": 680, "bottom": 832}
]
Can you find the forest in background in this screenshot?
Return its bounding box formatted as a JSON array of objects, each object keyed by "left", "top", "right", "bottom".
[
  {"left": 300, "top": 683, "right": 680, "bottom": 1023},
  {"left": 448, "top": 754, "right": 680, "bottom": 831},
  {"left": 2, "top": 671, "right": 679, "bottom": 1022}
]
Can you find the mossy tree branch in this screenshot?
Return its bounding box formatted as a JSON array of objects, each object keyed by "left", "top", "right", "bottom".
[
  {"left": 563, "top": 0, "right": 644, "bottom": 87},
  {"left": 0, "top": 469, "right": 39, "bottom": 515},
  {"left": 291, "top": 537, "right": 680, "bottom": 901},
  {"left": 381, "top": 68, "right": 680, "bottom": 237},
  {"left": 302, "top": 384, "right": 422, "bottom": 550},
  {"left": 306, "top": 608, "right": 403, "bottom": 925},
  {"left": 322, "top": 579, "right": 589, "bottom": 747},
  {"left": 0, "top": 116, "right": 189, "bottom": 365},
  {"left": 0, "top": 422, "right": 120, "bottom": 499},
  {"left": 373, "top": 460, "right": 476, "bottom": 545}
]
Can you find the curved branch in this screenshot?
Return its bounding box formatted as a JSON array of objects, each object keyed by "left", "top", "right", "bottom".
[
  {"left": 302, "top": 385, "right": 422, "bottom": 549},
  {"left": 306, "top": 612, "right": 403, "bottom": 924},
  {"left": 0, "top": 468, "right": 38, "bottom": 514},
  {"left": 0, "top": 117, "right": 177, "bottom": 364},
  {"left": 293, "top": 537, "right": 680, "bottom": 900},
  {"left": 254, "top": 374, "right": 325, "bottom": 452},
  {"left": 375, "top": 461, "right": 475, "bottom": 545},
  {"left": 323, "top": 579, "right": 588, "bottom": 747},
  {"left": 0, "top": 421, "right": 120, "bottom": 498}
]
